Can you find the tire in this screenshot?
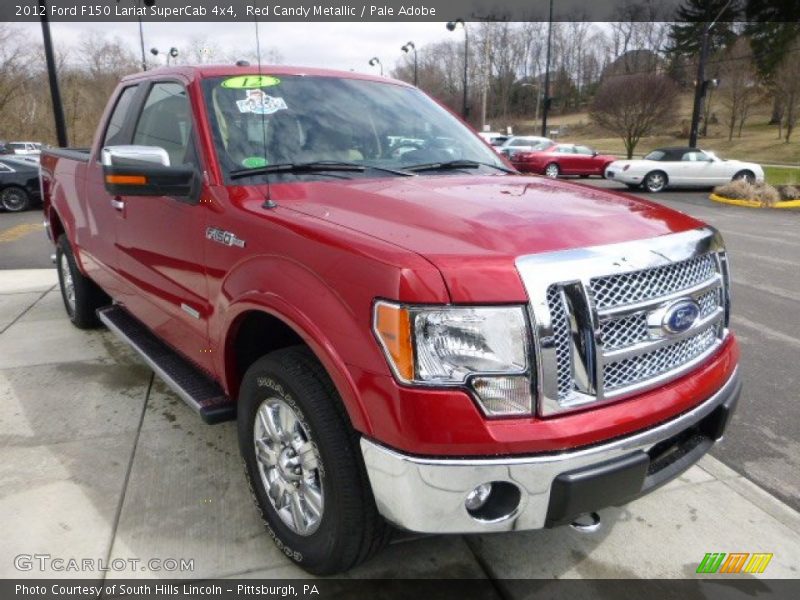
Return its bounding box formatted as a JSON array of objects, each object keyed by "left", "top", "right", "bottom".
[
  {"left": 544, "top": 163, "right": 560, "bottom": 178},
  {"left": 643, "top": 171, "right": 668, "bottom": 193},
  {"left": 732, "top": 170, "right": 755, "bottom": 184},
  {"left": 0, "top": 186, "right": 31, "bottom": 212},
  {"left": 238, "top": 346, "right": 391, "bottom": 575},
  {"left": 56, "top": 234, "right": 109, "bottom": 329}
]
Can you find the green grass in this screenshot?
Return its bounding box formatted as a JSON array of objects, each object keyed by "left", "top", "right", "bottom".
[{"left": 764, "top": 166, "right": 800, "bottom": 185}]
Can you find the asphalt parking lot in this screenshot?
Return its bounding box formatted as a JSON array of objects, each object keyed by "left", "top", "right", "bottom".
[{"left": 0, "top": 181, "right": 799, "bottom": 584}]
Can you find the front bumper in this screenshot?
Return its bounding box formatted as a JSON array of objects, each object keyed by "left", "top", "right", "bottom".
[
  {"left": 604, "top": 168, "right": 641, "bottom": 184},
  {"left": 361, "top": 367, "right": 740, "bottom": 533}
]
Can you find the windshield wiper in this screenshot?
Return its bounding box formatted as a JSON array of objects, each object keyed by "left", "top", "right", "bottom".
[
  {"left": 403, "top": 159, "right": 516, "bottom": 174},
  {"left": 230, "top": 160, "right": 413, "bottom": 180}
]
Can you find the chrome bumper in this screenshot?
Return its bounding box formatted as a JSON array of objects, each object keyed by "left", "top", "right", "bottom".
[{"left": 361, "top": 368, "right": 740, "bottom": 534}]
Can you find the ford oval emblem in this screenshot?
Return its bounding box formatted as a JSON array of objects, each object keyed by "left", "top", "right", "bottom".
[{"left": 662, "top": 299, "right": 700, "bottom": 334}]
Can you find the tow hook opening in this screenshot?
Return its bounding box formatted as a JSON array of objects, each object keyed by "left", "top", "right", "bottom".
[
  {"left": 570, "top": 511, "right": 601, "bottom": 533},
  {"left": 465, "top": 481, "right": 521, "bottom": 523}
]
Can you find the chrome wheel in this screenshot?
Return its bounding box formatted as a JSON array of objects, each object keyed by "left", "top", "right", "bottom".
[
  {"left": 545, "top": 163, "right": 560, "bottom": 178},
  {"left": 59, "top": 252, "right": 76, "bottom": 314},
  {"left": 1, "top": 187, "right": 29, "bottom": 212},
  {"left": 644, "top": 172, "right": 666, "bottom": 192},
  {"left": 253, "top": 397, "right": 324, "bottom": 536}
]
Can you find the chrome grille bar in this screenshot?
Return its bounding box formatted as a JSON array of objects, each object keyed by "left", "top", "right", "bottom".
[{"left": 515, "top": 227, "right": 729, "bottom": 417}]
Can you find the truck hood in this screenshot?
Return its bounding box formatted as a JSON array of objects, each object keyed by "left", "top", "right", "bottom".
[{"left": 268, "top": 175, "right": 704, "bottom": 302}]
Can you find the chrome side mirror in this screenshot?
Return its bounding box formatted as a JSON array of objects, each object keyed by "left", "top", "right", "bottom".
[{"left": 101, "top": 145, "right": 170, "bottom": 167}]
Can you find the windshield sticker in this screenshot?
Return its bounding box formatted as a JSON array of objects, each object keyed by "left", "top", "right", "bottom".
[
  {"left": 236, "top": 89, "right": 288, "bottom": 114},
  {"left": 222, "top": 75, "right": 281, "bottom": 89},
  {"left": 242, "top": 156, "right": 269, "bottom": 168}
]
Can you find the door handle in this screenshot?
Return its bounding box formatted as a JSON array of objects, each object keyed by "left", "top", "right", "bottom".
[{"left": 110, "top": 197, "right": 125, "bottom": 211}]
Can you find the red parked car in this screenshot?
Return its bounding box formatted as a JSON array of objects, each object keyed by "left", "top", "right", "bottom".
[
  {"left": 511, "top": 142, "right": 616, "bottom": 178},
  {"left": 40, "top": 65, "right": 739, "bottom": 575}
]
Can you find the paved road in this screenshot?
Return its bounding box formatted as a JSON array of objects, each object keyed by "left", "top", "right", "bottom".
[
  {"left": 585, "top": 178, "right": 800, "bottom": 511},
  {"left": 0, "top": 210, "right": 52, "bottom": 269},
  {"left": 2, "top": 182, "right": 798, "bottom": 511}
]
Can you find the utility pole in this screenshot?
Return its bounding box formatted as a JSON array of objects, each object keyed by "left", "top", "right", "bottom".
[
  {"left": 38, "top": 0, "right": 68, "bottom": 147},
  {"left": 688, "top": 0, "right": 732, "bottom": 147},
  {"left": 540, "top": 0, "right": 553, "bottom": 138}
]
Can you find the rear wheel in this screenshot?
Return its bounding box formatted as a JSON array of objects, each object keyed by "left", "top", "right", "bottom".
[
  {"left": 238, "top": 346, "right": 390, "bottom": 575},
  {"left": 643, "top": 171, "right": 668, "bottom": 193},
  {"left": 732, "top": 170, "right": 755, "bottom": 184},
  {"left": 56, "top": 235, "right": 109, "bottom": 329},
  {"left": 544, "top": 163, "right": 560, "bottom": 178},
  {"left": 0, "top": 186, "right": 31, "bottom": 212}
]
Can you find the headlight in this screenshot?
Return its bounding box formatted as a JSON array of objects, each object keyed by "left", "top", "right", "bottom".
[{"left": 373, "top": 301, "right": 533, "bottom": 416}]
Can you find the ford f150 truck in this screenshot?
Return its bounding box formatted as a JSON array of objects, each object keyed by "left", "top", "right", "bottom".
[{"left": 40, "top": 65, "right": 740, "bottom": 575}]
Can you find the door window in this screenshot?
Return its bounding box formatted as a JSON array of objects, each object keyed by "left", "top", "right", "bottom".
[
  {"left": 103, "top": 85, "right": 139, "bottom": 147},
  {"left": 133, "top": 82, "right": 196, "bottom": 167}
]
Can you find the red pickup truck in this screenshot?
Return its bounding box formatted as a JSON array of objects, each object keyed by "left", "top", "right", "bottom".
[{"left": 40, "top": 65, "right": 740, "bottom": 575}]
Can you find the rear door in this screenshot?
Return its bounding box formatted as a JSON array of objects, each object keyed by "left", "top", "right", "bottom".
[{"left": 113, "top": 79, "right": 214, "bottom": 373}]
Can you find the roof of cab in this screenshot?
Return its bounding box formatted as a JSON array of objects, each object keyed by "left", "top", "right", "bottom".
[{"left": 120, "top": 64, "right": 412, "bottom": 87}]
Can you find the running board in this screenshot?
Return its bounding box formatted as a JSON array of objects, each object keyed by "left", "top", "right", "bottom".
[{"left": 97, "top": 305, "right": 235, "bottom": 424}]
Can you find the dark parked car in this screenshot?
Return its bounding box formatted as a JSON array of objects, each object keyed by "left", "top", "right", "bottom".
[{"left": 0, "top": 156, "right": 41, "bottom": 212}]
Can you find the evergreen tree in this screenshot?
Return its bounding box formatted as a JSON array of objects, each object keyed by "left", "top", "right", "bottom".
[
  {"left": 744, "top": 0, "right": 800, "bottom": 79},
  {"left": 666, "top": 0, "right": 742, "bottom": 56}
]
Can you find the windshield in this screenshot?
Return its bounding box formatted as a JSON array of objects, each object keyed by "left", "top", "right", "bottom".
[{"left": 201, "top": 75, "right": 506, "bottom": 181}]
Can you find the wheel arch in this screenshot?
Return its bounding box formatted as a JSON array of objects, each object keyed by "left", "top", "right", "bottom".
[{"left": 222, "top": 303, "right": 372, "bottom": 436}]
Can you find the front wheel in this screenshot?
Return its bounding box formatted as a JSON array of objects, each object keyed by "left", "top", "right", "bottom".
[
  {"left": 238, "top": 346, "right": 390, "bottom": 575},
  {"left": 544, "top": 163, "right": 560, "bottom": 178},
  {"left": 732, "top": 170, "right": 755, "bottom": 184},
  {"left": 0, "top": 186, "right": 31, "bottom": 212},
  {"left": 56, "top": 235, "right": 109, "bottom": 329},
  {"left": 643, "top": 171, "right": 668, "bottom": 193}
]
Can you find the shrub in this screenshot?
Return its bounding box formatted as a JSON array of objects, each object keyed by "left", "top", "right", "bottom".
[
  {"left": 713, "top": 180, "right": 781, "bottom": 207},
  {"left": 776, "top": 184, "right": 800, "bottom": 201}
]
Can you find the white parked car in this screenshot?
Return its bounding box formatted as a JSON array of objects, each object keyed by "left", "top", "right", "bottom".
[
  {"left": 605, "top": 147, "right": 764, "bottom": 192},
  {"left": 498, "top": 135, "right": 553, "bottom": 158},
  {"left": 9, "top": 141, "right": 42, "bottom": 156},
  {"left": 477, "top": 131, "right": 510, "bottom": 147}
]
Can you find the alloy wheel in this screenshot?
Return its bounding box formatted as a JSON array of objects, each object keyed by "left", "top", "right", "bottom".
[{"left": 253, "top": 397, "right": 324, "bottom": 536}]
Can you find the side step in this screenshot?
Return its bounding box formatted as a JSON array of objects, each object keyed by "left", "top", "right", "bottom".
[{"left": 97, "top": 305, "right": 236, "bottom": 424}]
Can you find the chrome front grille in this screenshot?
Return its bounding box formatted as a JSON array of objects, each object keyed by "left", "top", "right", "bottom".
[
  {"left": 603, "top": 326, "right": 718, "bottom": 391},
  {"left": 515, "top": 228, "right": 731, "bottom": 416},
  {"left": 590, "top": 254, "right": 717, "bottom": 309}
]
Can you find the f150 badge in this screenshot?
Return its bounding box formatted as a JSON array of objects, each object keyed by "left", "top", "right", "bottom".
[{"left": 206, "top": 227, "right": 245, "bottom": 248}]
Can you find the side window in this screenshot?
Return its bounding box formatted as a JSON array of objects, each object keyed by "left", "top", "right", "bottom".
[
  {"left": 556, "top": 146, "right": 574, "bottom": 154},
  {"left": 103, "top": 86, "right": 139, "bottom": 147},
  {"left": 133, "top": 82, "right": 196, "bottom": 167},
  {"left": 575, "top": 145, "right": 594, "bottom": 155},
  {"left": 682, "top": 152, "right": 702, "bottom": 162}
]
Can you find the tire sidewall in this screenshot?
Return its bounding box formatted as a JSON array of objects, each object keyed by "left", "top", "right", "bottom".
[{"left": 238, "top": 356, "right": 344, "bottom": 571}]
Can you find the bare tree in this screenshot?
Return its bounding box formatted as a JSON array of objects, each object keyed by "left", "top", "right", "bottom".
[
  {"left": 590, "top": 73, "right": 679, "bottom": 158},
  {"left": 718, "top": 38, "right": 761, "bottom": 140},
  {"left": 774, "top": 39, "right": 800, "bottom": 142}
]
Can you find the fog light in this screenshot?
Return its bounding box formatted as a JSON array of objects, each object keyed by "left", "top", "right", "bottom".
[
  {"left": 465, "top": 483, "right": 493, "bottom": 511},
  {"left": 470, "top": 375, "right": 532, "bottom": 416}
]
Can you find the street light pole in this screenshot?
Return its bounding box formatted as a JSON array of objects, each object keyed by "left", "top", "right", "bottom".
[
  {"left": 688, "top": 0, "right": 732, "bottom": 148},
  {"left": 447, "top": 20, "right": 469, "bottom": 120},
  {"left": 38, "top": 0, "right": 67, "bottom": 148},
  {"left": 369, "top": 57, "right": 383, "bottom": 76},
  {"left": 540, "top": 0, "right": 553, "bottom": 138},
  {"left": 401, "top": 41, "right": 417, "bottom": 86}
]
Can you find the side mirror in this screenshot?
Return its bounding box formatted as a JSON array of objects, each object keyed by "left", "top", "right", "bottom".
[
  {"left": 592, "top": 150, "right": 598, "bottom": 157},
  {"left": 101, "top": 145, "right": 199, "bottom": 201}
]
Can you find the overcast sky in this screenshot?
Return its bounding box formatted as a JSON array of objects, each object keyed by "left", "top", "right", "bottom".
[{"left": 17, "top": 21, "right": 454, "bottom": 74}]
